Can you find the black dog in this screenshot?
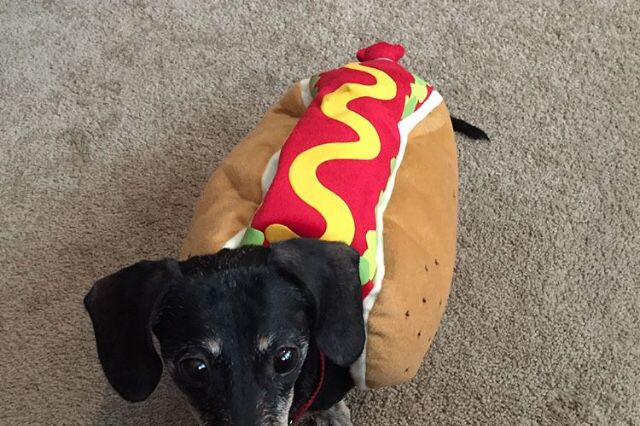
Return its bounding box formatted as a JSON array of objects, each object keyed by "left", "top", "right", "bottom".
[
  {"left": 86, "top": 239, "right": 363, "bottom": 425},
  {"left": 85, "top": 119, "right": 487, "bottom": 426}
]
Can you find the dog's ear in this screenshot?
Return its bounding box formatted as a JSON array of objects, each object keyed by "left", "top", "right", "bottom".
[
  {"left": 271, "top": 239, "right": 365, "bottom": 367},
  {"left": 84, "top": 259, "right": 182, "bottom": 402}
]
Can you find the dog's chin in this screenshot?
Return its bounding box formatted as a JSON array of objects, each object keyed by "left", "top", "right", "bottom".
[
  {"left": 192, "top": 413, "right": 291, "bottom": 426},
  {"left": 186, "top": 392, "right": 294, "bottom": 426},
  {"left": 187, "top": 403, "right": 207, "bottom": 426},
  {"left": 266, "top": 389, "right": 295, "bottom": 426}
]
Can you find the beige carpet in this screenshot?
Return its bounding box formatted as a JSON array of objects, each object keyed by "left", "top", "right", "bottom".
[{"left": 1, "top": 0, "right": 638, "bottom": 424}]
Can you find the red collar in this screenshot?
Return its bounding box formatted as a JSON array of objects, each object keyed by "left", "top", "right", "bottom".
[{"left": 289, "top": 352, "right": 326, "bottom": 424}]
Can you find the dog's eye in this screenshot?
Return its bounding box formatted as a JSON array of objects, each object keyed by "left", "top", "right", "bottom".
[
  {"left": 274, "top": 347, "right": 299, "bottom": 375},
  {"left": 179, "top": 357, "right": 209, "bottom": 386}
]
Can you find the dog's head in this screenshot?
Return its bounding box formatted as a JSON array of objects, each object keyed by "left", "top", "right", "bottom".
[{"left": 84, "top": 238, "right": 365, "bottom": 425}]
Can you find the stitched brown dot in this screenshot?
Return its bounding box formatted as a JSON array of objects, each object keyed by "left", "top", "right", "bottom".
[
  {"left": 404, "top": 368, "right": 410, "bottom": 373},
  {"left": 424, "top": 264, "right": 429, "bottom": 272},
  {"left": 439, "top": 299, "right": 442, "bottom": 306},
  {"left": 422, "top": 297, "right": 427, "bottom": 304},
  {"left": 434, "top": 258, "right": 439, "bottom": 266},
  {"left": 405, "top": 310, "right": 410, "bottom": 318},
  {"left": 417, "top": 331, "right": 422, "bottom": 338}
]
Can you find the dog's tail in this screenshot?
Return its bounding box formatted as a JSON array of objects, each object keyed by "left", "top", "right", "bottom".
[{"left": 451, "top": 115, "right": 490, "bottom": 141}]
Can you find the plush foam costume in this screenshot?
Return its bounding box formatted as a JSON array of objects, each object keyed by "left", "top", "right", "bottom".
[{"left": 181, "top": 42, "right": 458, "bottom": 389}]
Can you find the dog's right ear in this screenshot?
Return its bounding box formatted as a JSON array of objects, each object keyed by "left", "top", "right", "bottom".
[
  {"left": 270, "top": 239, "right": 365, "bottom": 367},
  {"left": 84, "top": 259, "right": 182, "bottom": 402}
]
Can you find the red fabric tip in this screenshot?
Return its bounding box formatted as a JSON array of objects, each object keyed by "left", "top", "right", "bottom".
[{"left": 356, "top": 42, "right": 405, "bottom": 62}]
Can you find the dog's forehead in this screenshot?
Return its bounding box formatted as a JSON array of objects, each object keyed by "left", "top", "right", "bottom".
[{"left": 157, "top": 266, "right": 310, "bottom": 348}]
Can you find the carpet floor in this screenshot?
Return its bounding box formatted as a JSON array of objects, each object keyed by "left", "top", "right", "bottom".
[{"left": 1, "top": 0, "right": 638, "bottom": 424}]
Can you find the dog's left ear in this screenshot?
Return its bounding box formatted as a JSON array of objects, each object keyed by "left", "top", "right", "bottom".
[
  {"left": 271, "top": 238, "right": 365, "bottom": 367},
  {"left": 84, "top": 259, "right": 182, "bottom": 402}
]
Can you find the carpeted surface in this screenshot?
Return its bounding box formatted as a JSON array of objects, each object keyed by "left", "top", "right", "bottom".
[{"left": 1, "top": 0, "right": 638, "bottom": 424}]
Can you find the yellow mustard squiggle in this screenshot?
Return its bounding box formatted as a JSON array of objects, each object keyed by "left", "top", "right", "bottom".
[{"left": 265, "top": 63, "right": 397, "bottom": 245}]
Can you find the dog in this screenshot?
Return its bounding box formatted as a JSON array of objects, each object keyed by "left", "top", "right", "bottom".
[{"left": 86, "top": 239, "right": 362, "bottom": 425}]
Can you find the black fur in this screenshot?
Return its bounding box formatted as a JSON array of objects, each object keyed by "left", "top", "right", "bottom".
[
  {"left": 84, "top": 258, "right": 182, "bottom": 402},
  {"left": 451, "top": 115, "right": 490, "bottom": 140},
  {"left": 271, "top": 239, "right": 365, "bottom": 367},
  {"left": 85, "top": 239, "right": 364, "bottom": 425}
]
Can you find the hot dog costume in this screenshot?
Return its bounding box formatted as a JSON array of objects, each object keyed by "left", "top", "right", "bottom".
[{"left": 181, "top": 42, "right": 458, "bottom": 389}]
